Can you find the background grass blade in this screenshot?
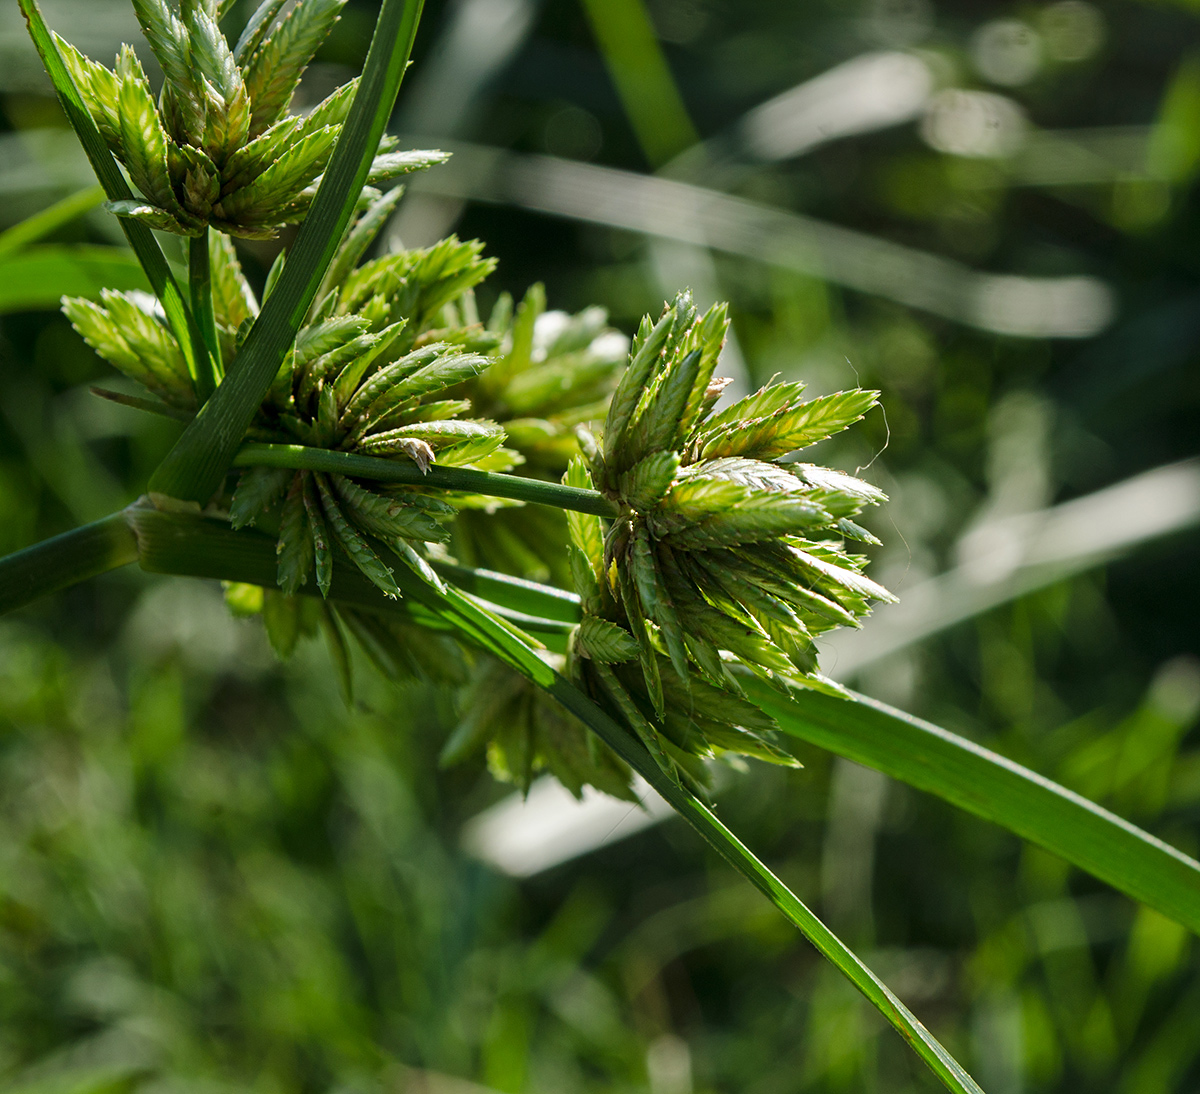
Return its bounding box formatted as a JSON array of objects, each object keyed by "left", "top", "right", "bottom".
[
  {"left": 149, "top": 0, "right": 427, "bottom": 504},
  {"left": 0, "top": 511, "right": 138, "bottom": 616},
  {"left": 0, "top": 185, "right": 104, "bottom": 260},
  {"left": 17, "top": 0, "right": 206, "bottom": 385},
  {"left": 0, "top": 244, "right": 150, "bottom": 313},
  {"left": 122, "top": 507, "right": 985, "bottom": 1094},
  {"left": 749, "top": 680, "right": 1200, "bottom": 936}
]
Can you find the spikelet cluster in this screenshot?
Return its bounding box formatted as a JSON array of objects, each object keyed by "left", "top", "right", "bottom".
[
  {"left": 452, "top": 283, "right": 629, "bottom": 586},
  {"left": 56, "top": 0, "right": 445, "bottom": 237},
  {"left": 566, "top": 292, "right": 895, "bottom": 790},
  {"left": 64, "top": 190, "right": 506, "bottom": 607},
  {"left": 439, "top": 659, "right": 636, "bottom": 801}
]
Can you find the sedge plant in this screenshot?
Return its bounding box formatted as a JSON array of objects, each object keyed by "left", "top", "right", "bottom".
[{"left": 3, "top": 2, "right": 1200, "bottom": 1091}]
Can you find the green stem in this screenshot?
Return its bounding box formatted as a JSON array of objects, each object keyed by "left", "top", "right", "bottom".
[
  {"left": 149, "top": 0, "right": 427, "bottom": 504},
  {"left": 188, "top": 231, "right": 222, "bottom": 400},
  {"left": 0, "top": 511, "right": 139, "bottom": 616},
  {"left": 429, "top": 558, "right": 582, "bottom": 622},
  {"left": 233, "top": 444, "right": 620, "bottom": 517}
]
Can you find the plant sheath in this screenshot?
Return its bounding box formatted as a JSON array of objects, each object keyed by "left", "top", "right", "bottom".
[{"left": 0, "top": 511, "right": 138, "bottom": 616}]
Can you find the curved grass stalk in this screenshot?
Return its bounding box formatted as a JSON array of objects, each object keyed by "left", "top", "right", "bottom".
[{"left": 428, "top": 558, "right": 584, "bottom": 622}]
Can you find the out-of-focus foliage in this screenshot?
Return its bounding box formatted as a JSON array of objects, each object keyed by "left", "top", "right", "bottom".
[{"left": 1, "top": 0, "right": 1199, "bottom": 1093}]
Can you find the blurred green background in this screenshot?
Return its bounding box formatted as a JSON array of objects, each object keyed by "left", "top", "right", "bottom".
[{"left": 1, "top": 0, "right": 1199, "bottom": 1091}]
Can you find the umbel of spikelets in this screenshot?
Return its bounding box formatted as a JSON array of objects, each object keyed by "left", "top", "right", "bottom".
[
  {"left": 566, "top": 292, "right": 897, "bottom": 790},
  {"left": 55, "top": 0, "right": 445, "bottom": 237}
]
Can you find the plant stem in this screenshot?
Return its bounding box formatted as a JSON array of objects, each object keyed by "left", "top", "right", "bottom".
[
  {"left": 233, "top": 444, "right": 620, "bottom": 517},
  {"left": 0, "top": 511, "right": 138, "bottom": 616},
  {"left": 149, "top": 0, "right": 427, "bottom": 505},
  {"left": 429, "top": 558, "right": 583, "bottom": 622},
  {"left": 188, "top": 230, "right": 222, "bottom": 401}
]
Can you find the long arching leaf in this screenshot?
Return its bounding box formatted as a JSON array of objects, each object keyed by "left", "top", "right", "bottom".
[
  {"left": 377, "top": 556, "right": 1200, "bottom": 936},
  {"left": 749, "top": 679, "right": 1200, "bottom": 936}
]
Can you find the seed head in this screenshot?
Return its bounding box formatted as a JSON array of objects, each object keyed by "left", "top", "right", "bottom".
[
  {"left": 567, "top": 291, "right": 896, "bottom": 791},
  {"left": 55, "top": 0, "right": 447, "bottom": 237}
]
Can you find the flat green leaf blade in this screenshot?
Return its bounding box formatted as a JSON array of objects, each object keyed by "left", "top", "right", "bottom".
[
  {"left": 0, "top": 245, "right": 149, "bottom": 313},
  {"left": 150, "top": 0, "right": 428, "bottom": 504},
  {"left": 750, "top": 680, "right": 1200, "bottom": 936}
]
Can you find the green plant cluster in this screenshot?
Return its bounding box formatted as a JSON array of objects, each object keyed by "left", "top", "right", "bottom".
[
  {"left": 63, "top": 185, "right": 894, "bottom": 797},
  {"left": 565, "top": 293, "right": 894, "bottom": 789},
  {"left": 57, "top": 0, "right": 443, "bottom": 237},
  {"left": 452, "top": 283, "right": 631, "bottom": 587},
  {"left": 8, "top": 1, "right": 1199, "bottom": 1090}
]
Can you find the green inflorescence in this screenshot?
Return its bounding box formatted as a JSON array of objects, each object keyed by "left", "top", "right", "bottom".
[
  {"left": 59, "top": 108, "right": 892, "bottom": 801},
  {"left": 564, "top": 292, "right": 896, "bottom": 792},
  {"left": 56, "top": 0, "right": 445, "bottom": 237}
]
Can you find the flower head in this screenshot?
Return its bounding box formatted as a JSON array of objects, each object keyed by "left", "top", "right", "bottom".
[
  {"left": 65, "top": 189, "right": 506, "bottom": 602},
  {"left": 568, "top": 292, "right": 896, "bottom": 789},
  {"left": 56, "top": 0, "right": 445, "bottom": 237},
  {"left": 450, "top": 283, "right": 629, "bottom": 585}
]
